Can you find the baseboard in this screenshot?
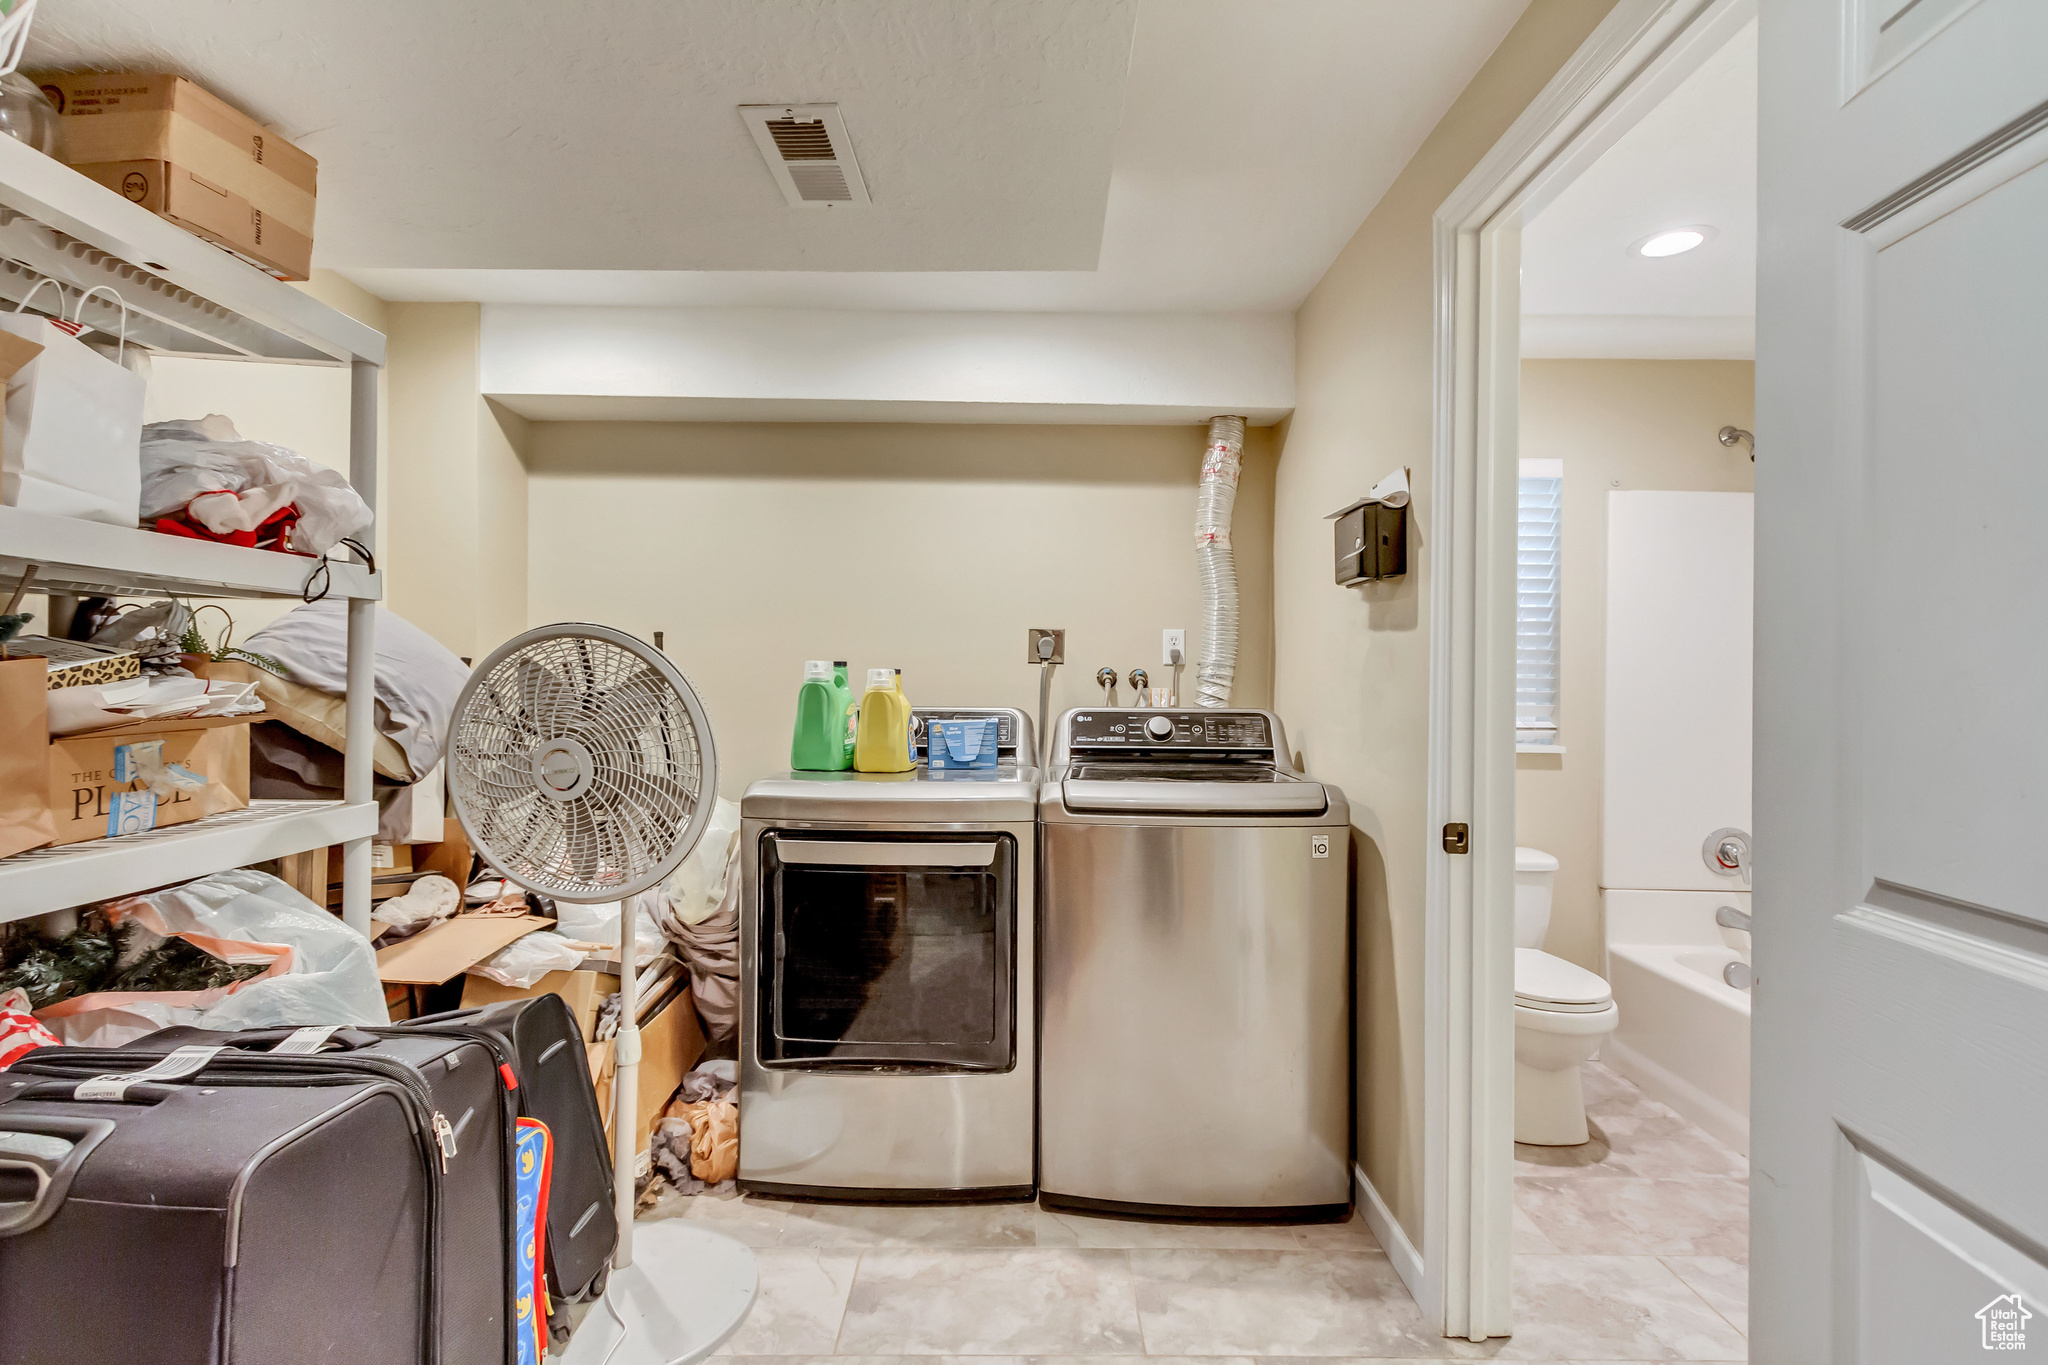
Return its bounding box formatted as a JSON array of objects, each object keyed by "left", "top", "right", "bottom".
[
  {"left": 1354, "top": 1163, "right": 1426, "bottom": 1305},
  {"left": 1603, "top": 1038, "right": 1750, "bottom": 1157}
]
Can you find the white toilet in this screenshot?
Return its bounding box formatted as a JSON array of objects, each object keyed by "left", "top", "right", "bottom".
[{"left": 1513, "top": 847, "right": 1618, "bottom": 1145}]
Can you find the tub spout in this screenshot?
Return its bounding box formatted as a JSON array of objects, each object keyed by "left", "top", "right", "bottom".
[
  {"left": 1715, "top": 905, "right": 1752, "bottom": 933},
  {"left": 1723, "top": 960, "right": 1754, "bottom": 990}
]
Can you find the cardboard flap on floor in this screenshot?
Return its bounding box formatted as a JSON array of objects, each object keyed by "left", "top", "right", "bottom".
[{"left": 374, "top": 914, "right": 552, "bottom": 985}]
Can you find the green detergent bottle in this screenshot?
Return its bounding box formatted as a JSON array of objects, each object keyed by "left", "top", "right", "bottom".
[
  {"left": 791, "top": 660, "right": 854, "bottom": 771},
  {"left": 833, "top": 661, "right": 857, "bottom": 765}
]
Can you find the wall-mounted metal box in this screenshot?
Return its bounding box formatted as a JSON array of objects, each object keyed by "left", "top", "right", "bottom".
[{"left": 1328, "top": 498, "right": 1407, "bottom": 585}]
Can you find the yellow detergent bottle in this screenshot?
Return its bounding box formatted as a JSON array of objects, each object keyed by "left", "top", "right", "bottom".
[{"left": 854, "top": 667, "right": 914, "bottom": 772}]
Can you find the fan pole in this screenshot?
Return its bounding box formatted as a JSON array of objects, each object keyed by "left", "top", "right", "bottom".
[{"left": 612, "top": 893, "right": 641, "bottom": 1268}]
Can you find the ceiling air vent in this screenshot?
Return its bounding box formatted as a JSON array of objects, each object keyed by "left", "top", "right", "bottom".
[{"left": 741, "top": 104, "right": 870, "bottom": 208}]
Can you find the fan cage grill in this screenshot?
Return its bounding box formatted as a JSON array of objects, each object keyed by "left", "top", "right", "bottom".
[{"left": 451, "top": 633, "right": 709, "bottom": 900}]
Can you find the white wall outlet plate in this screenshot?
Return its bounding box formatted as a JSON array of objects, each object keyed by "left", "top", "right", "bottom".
[{"left": 1162, "top": 628, "right": 1186, "bottom": 666}]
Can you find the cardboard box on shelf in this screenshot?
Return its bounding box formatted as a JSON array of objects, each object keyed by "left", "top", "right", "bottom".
[
  {"left": 591, "top": 987, "right": 706, "bottom": 1159},
  {"left": 73, "top": 159, "right": 312, "bottom": 282},
  {"left": 0, "top": 655, "right": 57, "bottom": 860},
  {"left": 32, "top": 73, "right": 316, "bottom": 281},
  {"left": 460, "top": 968, "right": 622, "bottom": 1043},
  {"left": 46, "top": 715, "right": 251, "bottom": 846},
  {"left": 329, "top": 841, "right": 412, "bottom": 882},
  {"left": 374, "top": 914, "right": 551, "bottom": 986}
]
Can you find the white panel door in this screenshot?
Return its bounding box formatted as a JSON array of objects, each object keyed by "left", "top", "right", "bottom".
[
  {"left": 1755, "top": 0, "right": 2048, "bottom": 1360},
  {"left": 1602, "top": 491, "right": 1754, "bottom": 893}
]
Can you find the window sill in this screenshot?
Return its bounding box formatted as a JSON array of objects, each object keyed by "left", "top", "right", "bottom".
[{"left": 1516, "top": 743, "right": 1566, "bottom": 754}]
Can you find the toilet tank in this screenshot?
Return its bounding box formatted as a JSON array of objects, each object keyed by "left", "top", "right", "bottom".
[{"left": 1515, "top": 847, "right": 1560, "bottom": 948}]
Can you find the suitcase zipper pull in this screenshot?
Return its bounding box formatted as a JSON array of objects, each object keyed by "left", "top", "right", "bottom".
[{"left": 433, "top": 1111, "right": 457, "bottom": 1170}]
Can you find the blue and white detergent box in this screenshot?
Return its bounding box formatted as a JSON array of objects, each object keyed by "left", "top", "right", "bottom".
[{"left": 925, "top": 717, "right": 1000, "bottom": 770}]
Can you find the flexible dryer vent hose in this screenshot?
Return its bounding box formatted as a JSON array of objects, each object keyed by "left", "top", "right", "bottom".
[{"left": 1195, "top": 414, "right": 1246, "bottom": 707}]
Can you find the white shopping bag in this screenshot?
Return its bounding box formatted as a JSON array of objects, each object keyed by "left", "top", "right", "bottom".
[{"left": 0, "top": 280, "right": 145, "bottom": 527}]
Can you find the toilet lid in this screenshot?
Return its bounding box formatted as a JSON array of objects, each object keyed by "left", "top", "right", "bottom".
[{"left": 1514, "top": 948, "right": 1612, "bottom": 1010}]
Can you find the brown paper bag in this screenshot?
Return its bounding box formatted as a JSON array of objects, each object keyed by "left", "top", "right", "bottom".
[{"left": 0, "top": 655, "right": 56, "bottom": 858}]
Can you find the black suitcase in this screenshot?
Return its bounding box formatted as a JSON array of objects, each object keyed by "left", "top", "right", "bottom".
[
  {"left": 132, "top": 1025, "right": 521, "bottom": 1365},
  {"left": 406, "top": 997, "right": 619, "bottom": 1304},
  {"left": 0, "top": 1031, "right": 488, "bottom": 1365}
]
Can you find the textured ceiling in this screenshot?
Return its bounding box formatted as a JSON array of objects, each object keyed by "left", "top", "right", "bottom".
[
  {"left": 27, "top": 0, "right": 1138, "bottom": 272},
  {"left": 1521, "top": 19, "right": 1757, "bottom": 329},
  {"left": 26, "top": 0, "right": 1533, "bottom": 312}
]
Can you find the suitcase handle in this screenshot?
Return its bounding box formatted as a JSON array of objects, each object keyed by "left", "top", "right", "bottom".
[
  {"left": 186, "top": 1026, "right": 383, "bottom": 1054},
  {"left": 0, "top": 1115, "right": 116, "bottom": 1239}
]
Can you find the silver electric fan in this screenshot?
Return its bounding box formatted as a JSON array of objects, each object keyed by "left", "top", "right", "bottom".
[{"left": 446, "top": 623, "right": 755, "bottom": 1365}]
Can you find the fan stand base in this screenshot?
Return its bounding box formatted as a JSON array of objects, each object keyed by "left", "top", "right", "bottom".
[{"left": 557, "top": 1223, "right": 758, "bottom": 1365}]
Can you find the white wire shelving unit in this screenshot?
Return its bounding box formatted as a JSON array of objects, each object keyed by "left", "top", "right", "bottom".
[{"left": 0, "top": 132, "right": 385, "bottom": 935}]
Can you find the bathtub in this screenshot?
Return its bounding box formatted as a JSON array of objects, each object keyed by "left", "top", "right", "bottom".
[{"left": 1602, "top": 888, "right": 1752, "bottom": 1155}]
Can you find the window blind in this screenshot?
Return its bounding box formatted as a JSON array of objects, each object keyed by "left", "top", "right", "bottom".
[{"left": 1517, "top": 474, "right": 1563, "bottom": 741}]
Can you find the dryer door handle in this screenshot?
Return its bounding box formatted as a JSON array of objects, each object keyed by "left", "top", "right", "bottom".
[{"left": 774, "top": 840, "right": 999, "bottom": 868}]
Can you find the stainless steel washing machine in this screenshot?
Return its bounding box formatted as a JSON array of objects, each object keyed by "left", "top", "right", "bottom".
[
  {"left": 738, "top": 708, "right": 1035, "bottom": 1201},
  {"left": 1039, "top": 707, "right": 1351, "bottom": 1219}
]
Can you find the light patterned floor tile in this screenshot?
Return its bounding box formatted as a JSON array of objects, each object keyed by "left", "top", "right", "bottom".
[
  {"left": 1131, "top": 1249, "right": 1481, "bottom": 1357},
  {"left": 778, "top": 1198, "right": 1038, "bottom": 1247},
  {"left": 1036, "top": 1208, "right": 1326, "bottom": 1251},
  {"left": 1513, "top": 1203, "right": 1560, "bottom": 1256},
  {"left": 1660, "top": 1256, "right": 1748, "bottom": 1336},
  {"left": 712, "top": 1247, "right": 858, "bottom": 1356},
  {"left": 1515, "top": 1177, "right": 1747, "bottom": 1258},
  {"left": 683, "top": 1190, "right": 796, "bottom": 1248},
  {"left": 1498, "top": 1256, "right": 1748, "bottom": 1361},
  {"left": 838, "top": 1248, "right": 1144, "bottom": 1354}
]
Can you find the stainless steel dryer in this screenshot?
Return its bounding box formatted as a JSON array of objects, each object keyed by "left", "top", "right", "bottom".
[
  {"left": 739, "top": 708, "right": 1035, "bottom": 1201},
  {"left": 1039, "top": 707, "right": 1351, "bottom": 1219}
]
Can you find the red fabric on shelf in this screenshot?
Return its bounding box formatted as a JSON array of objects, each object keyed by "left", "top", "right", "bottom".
[{"left": 153, "top": 502, "right": 302, "bottom": 552}]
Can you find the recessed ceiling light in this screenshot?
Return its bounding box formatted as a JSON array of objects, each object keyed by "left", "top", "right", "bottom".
[{"left": 1635, "top": 227, "right": 1709, "bottom": 258}]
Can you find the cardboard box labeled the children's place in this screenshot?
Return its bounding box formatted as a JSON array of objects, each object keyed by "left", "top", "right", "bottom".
[
  {"left": 32, "top": 72, "right": 316, "bottom": 280},
  {"left": 46, "top": 715, "right": 251, "bottom": 846}
]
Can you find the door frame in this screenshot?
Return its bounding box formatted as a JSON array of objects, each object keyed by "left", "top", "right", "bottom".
[{"left": 1421, "top": 0, "right": 1757, "bottom": 1337}]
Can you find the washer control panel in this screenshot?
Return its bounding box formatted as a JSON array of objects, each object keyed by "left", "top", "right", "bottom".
[{"left": 1068, "top": 710, "right": 1273, "bottom": 752}]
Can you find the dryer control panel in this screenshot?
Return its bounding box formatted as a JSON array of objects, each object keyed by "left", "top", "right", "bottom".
[{"left": 1067, "top": 710, "right": 1273, "bottom": 752}]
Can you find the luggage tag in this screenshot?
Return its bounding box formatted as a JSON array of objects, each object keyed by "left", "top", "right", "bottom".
[
  {"left": 271, "top": 1026, "right": 342, "bottom": 1054},
  {"left": 74, "top": 1045, "right": 224, "bottom": 1101}
]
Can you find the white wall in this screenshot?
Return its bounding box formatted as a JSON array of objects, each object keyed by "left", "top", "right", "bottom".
[
  {"left": 525, "top": 420, "right": 1276, "bottom": 798},
  {"left": 1514, "top": 359, "right": 1755, "bottom": 971},
  {"left": 480, "top": 306, "right": 1295, "bottom": 425},
  {"left": 383, "top": 303, "right": 531, "bottom": 661},
  {"left": 1272, "top": 0, "right": 1626, "bottom": 1245}
]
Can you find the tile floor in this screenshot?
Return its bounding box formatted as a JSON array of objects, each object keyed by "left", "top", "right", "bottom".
[{"left": 645, "top": 1061, "right": 1748, "bottom": 1363}]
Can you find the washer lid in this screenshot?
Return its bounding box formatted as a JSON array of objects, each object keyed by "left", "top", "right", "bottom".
[
  {"left": 1059, "top": 774, "right": 1329, "bottom": 815},
  {"left": 1514, "top": 948, "right": 1612, "bottom": 1008}
]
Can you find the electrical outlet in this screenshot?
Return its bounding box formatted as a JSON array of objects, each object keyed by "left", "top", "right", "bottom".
[{"left": 1162, "top": 628, "right": 1186, "bottom": 666}]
